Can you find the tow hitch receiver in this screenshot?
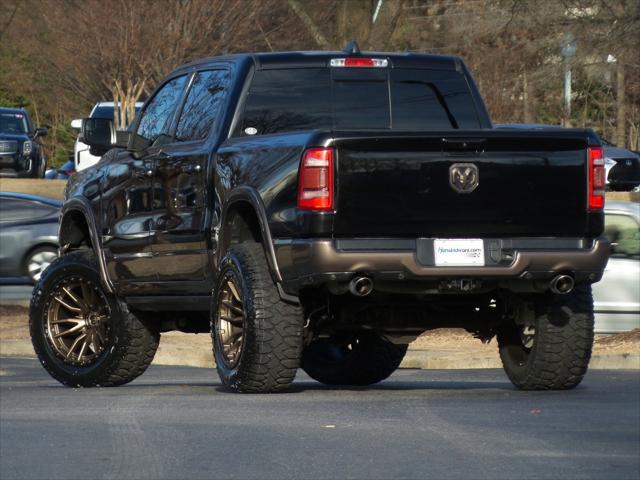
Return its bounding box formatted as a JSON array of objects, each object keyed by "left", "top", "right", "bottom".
[{"left": 439, "top": 279, "right": 482, "bottom": 292}]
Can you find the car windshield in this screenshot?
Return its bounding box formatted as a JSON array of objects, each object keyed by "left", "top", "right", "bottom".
[{"left": 0, "top": 113, "right": 29, "bottom": 134}]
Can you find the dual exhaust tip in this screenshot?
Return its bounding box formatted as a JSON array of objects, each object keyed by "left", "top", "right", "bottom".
[
  {"left": 550, "top": 274, "right": 574, "bottom": 295},
  {"left": 349, "top": 276, "right": 373, "bottom": 297},
  {"left": 348, "top": 274, "right": 574, "bottom": 296}
]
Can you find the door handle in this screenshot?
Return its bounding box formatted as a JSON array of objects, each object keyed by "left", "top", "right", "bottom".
[
  {"left": 103, "top": 232, "right": 153, "bottom": 243},
  {"left": 133, "top": 166, "right": 154, "bottom": 177},
  {"left": 181, "top": 164, "right": 202, "bottom": 174}
]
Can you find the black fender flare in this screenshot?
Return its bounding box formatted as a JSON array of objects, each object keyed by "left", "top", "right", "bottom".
[
  {"left": 59, "top": 197, "right": 115, "bottom": 294},
  {"left": 219, "top": 187, "right": 283, "bottom": 284}
]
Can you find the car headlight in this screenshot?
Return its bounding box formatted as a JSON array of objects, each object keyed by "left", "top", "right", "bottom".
[{"left": 23, "top": 140, "right": 32, "bottom": 155}]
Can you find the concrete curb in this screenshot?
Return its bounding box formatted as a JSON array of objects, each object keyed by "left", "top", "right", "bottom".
[{"left": 2, "top": 339, "right": 638, "bottom": 370}]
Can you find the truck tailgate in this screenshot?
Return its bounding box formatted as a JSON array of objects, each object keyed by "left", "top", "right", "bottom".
[{"left": 333, "top": 131, "right": 590, "bottom": 238}]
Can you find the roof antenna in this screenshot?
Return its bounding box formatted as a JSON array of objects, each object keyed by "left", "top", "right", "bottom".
[{"left": 343, "top": 40, "right": 360, "bottom": 55}]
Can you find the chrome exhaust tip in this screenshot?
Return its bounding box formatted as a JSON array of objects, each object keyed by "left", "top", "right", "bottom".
[
  {"left": 349, "top": 276, "right": 373, "bottom": 297},
  {"left": 550, "top": 274, "right": 574, "bottom": 294}
]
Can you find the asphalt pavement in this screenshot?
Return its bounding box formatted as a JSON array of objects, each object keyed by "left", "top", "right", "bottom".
[{"left": 1, "top": 358, "right": 638, "bottom": 480}]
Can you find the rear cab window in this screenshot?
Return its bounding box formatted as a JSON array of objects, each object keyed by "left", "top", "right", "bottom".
[{"left": 234, "top": 64, "right": 482, "bottom": 136}]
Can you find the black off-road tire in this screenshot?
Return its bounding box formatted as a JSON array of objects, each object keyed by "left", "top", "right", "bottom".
[
  {"left": 301, "top": 332, "right": 408, "bottom": 386},
  {"left": 497, "top": 286, "right": 595, "bottom": 390},
  {"left": 211, "top": 242, "right": 304, "bottom": 393},
  {"left": 29, "top": 250, "right": 159, "bottom": 387}
]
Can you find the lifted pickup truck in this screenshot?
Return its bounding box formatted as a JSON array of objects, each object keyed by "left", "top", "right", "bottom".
[{"left": 30, "top": 44, "right": 609, "bottom": 393}]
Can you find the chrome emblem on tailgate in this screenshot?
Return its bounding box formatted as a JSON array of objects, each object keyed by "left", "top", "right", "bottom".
[{"left": 449, "top": 163, "right": 479, "bottom": 193}]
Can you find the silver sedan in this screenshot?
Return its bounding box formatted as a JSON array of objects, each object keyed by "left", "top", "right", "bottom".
[
  {"left": 593, "top": 201, "right": 640, "bottom": 333},
  {"left": 0, "top": 192, "right": 60, "bottom": 283}
]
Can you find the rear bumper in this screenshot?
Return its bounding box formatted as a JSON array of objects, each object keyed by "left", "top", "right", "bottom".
[{"left": 274, "top": 237, "right": 610, "bottom": 295}]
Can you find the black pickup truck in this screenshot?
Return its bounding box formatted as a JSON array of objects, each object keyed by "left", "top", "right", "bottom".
[{"left": 30, "top": 45, "right": 609, "bottom": 393}]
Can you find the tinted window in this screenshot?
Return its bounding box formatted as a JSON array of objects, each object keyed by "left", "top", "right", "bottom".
[
  {"left": 175, "top": 70, "right": 229, "bottom": 141},
  {"left": 0, "top": 198, "right": 56, "bottom": 223},
  {"left": 236, "top": 67, "right": 481, "bottom": 136},
  {"left": 332, "top": 69, "right": 389, "bottom": 129},
  {"left": 136, "top": 76, "right": 187, "bottom": 143},
  {"left": 391, "top": 69, "right": 480, "bottom": 129},
  {"left": 0, "top": 113, "right": 29, "bottom": 134},
  {"left": 239, "top": 69, "right": 332, "bottom": 136}
]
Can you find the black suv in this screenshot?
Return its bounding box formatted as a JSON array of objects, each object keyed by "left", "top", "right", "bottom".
[
  {"left": 30, "top": 47, "right": 609, "bottom": 393},
  {"left": 0, "top": 108, "right": 47, "bottom": 177}
]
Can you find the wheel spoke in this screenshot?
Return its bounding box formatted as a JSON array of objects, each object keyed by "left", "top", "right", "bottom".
[
  {"left": 53, "top": 323, "right": 85, "bottom": 338},
  {"left": 50, "top": 317, "right": 83, "bottom": 325},
  {"left": 77, "top": 337, "right": 89, "bottom": 360},
  {"left": 66, "top": 333, "right": 87, "bottom": 359},
  {"left": 90, "top": 330, "right": 102, "bottom": 353},
  {"left": 53, "top": 295, "right": 82, "bottom": 313},
  {"left": 94, "top": 328, "right": 105, "bottom": 345},
  {"left": 61, "top": 287, "right": 84, "bottom": 311},
  {"left": 79, "top": 283, "right": 94, "bottom": 312},
  {"left": 227, "top": 281, "right": 241, "bottom": 303},
  {"left": 219, "top": 315, "right": 243, "bottom": 327},
  {"left": 221, "top": 300, "right": 243, "bottom": 315}
]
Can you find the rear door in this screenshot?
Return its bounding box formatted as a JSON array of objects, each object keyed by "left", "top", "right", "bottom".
[{"left": 151, "top": 68, "right": 230, "bottom": 281}]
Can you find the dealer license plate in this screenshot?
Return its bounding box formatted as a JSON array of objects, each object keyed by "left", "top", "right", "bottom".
[{"left": 434, "top": 239, "right": 485, "bottom": 266}]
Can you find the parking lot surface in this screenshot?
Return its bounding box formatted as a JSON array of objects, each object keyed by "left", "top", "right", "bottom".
[{"left": 1, "top": 358, "right": 638, "bottom": 480}]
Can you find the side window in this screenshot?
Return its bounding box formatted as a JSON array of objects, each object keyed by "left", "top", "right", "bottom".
[
  {"left": 175, "top": 70, "right": 229, "bottom": 142},
  {"left": 136, "top": 75, "right": 187, "bottom": 144},
  {"left": 604, "top": 212, "right": 640, "bottom": 257}
]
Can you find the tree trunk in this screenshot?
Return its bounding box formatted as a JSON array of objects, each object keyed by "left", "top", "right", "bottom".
[
  {"left": 616, "top": 53, "right": 626, "bottom": 148},
  {"left": 111, "top": 79, "right": 145, "bottom": 130}
]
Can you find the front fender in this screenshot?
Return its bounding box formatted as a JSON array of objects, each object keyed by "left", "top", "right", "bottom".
[{"left": 59, "top": 198, "right": 114, "bottom": 293}]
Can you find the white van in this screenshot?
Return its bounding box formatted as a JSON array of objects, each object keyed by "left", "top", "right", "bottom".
[{"left": 71, "top": 101, "right": 143, "bottom": 171}]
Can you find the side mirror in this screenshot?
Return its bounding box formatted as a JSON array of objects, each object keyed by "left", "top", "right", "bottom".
[
  {"left": 80, "top": 118, "right": 130, "bottom": 156},
  {"left": 81, "top": 118, "right": 115, "bottom": 156},
  {"left": 34, "top": 127, "right": 48, "bottom": 138},
  {"left": 70, "top": 118, "right": 82, "bottom": 130}
]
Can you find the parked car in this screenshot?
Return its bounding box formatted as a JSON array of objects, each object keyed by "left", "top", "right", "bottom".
[
  {"left": 45, "top": 158, "right": 76, "bottom": 180},
  {"left": 0, "top": 108, "right": 48, "bottom": 178},
  {"left": 31, "top": 45, "right": 609, "bottom": 393},
  {"left": 495, "top": 124, "right": 640, "bottom": 192},
  {"left": 600, "top": 139, "right": 640, "bottom": 192},
  {"left": 70, "top": 101, "right": 142, "bottom": 172},
  {"left": 593, "top": 201, "right": 640, "bottom": 333},
  {"left": 0, "top": 192, "right": 60, "bottom": 283}
]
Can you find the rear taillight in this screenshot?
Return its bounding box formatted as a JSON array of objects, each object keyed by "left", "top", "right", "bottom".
[
  {"left": 588, "top": 146, "right": 605, "bottom": 210},
  {"left": 298, "top": 147, "right": 334, "bottom": 211},
  {"left": 330, "top": 58, "right": 388, "bottom": 68}
]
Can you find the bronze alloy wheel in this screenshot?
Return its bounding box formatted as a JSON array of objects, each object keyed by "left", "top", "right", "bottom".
[
  {"left": 215, "top": 276, "right": 245, "bottom": 368},
  {"left": 45, "top": 277, "right": 110, "bottom": 366}
]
